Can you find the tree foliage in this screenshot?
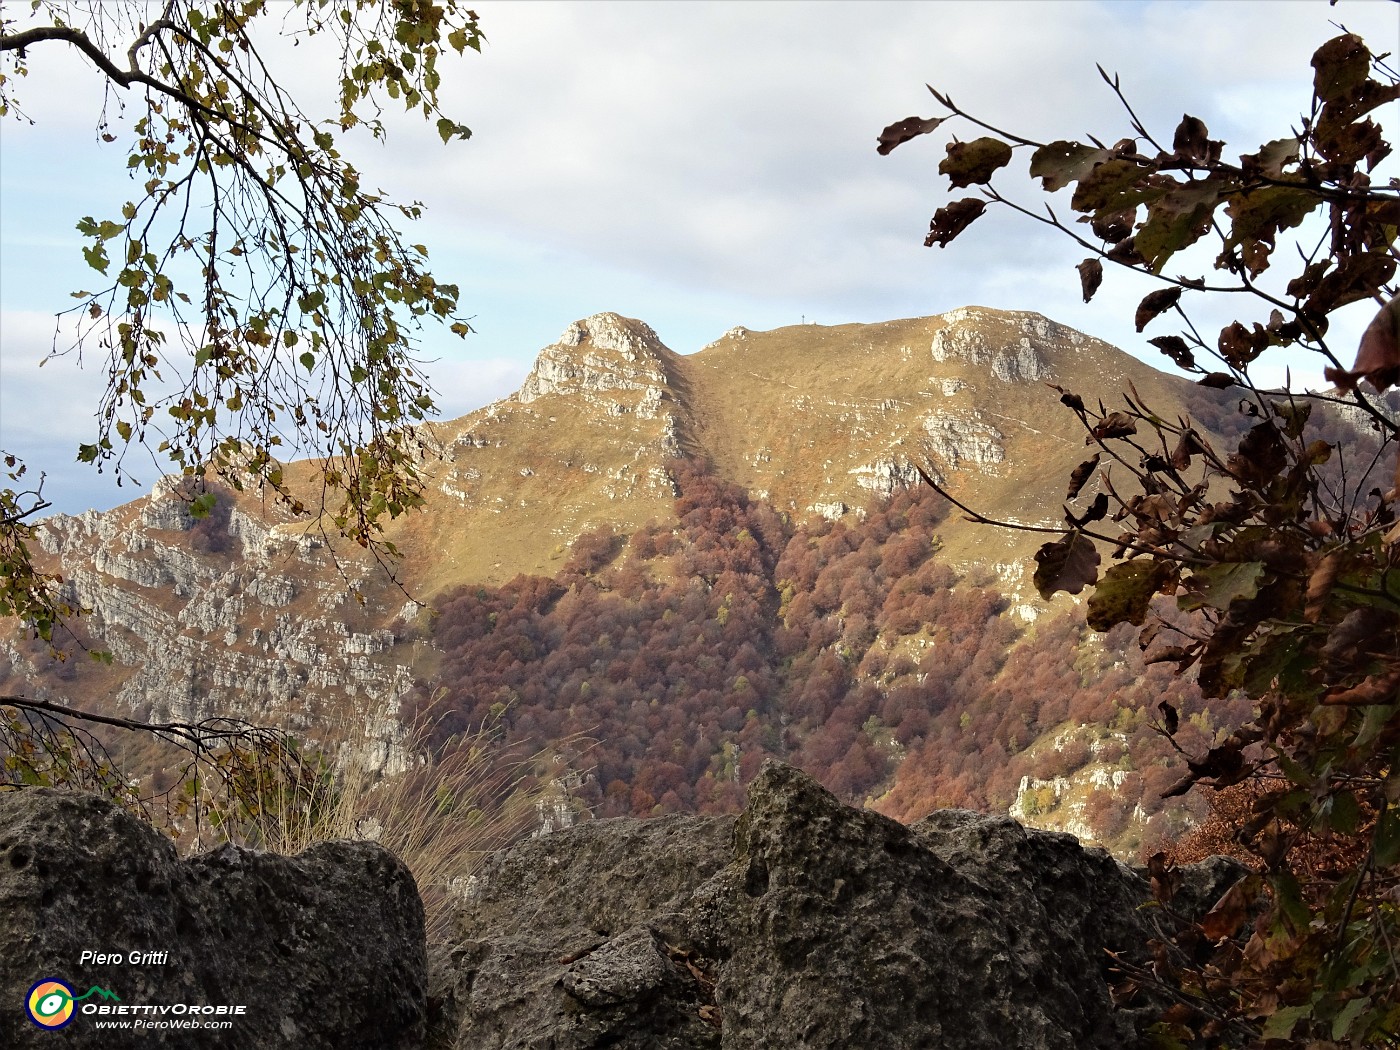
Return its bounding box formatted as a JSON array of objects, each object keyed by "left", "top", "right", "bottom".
[
  {"left": 883, "top": 29, "right": 1400, "bottom": 1048},
  {"left": 0, "top": 0, "right": 482, "bottom": 644},
  {"left": 409, "top": 459, "right": 1229, "bottom": 848}
]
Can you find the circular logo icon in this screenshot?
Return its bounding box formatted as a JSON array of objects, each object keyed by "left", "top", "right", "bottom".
[{"left": 27, "top": 979, "right": 75, "bottom": 1029}]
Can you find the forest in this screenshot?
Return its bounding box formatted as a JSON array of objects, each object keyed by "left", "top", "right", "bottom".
[{"left": 410, "top": 459, "right": 1254, "bottom": 857}]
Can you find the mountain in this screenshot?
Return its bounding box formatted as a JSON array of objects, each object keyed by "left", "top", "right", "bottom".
[
  {"left": 388, "top": 306, "right": 1203, "bottom": 596},
  {"left": 1, "top": 306, "right": 1383, "bottom": 850}
]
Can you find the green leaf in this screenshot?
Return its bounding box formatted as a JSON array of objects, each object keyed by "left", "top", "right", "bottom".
[
  {"left": 82, "top": 244, "right": 109, "bottom": 275},
  {"left": 1332, "top": 997, "right": 1368, "bottom": 1042},
  {"left": 1136, "top": 183, "right": 1222, "bottom": 273},
  {"left": 1179, "top": 561, "right": 1265, "bottom": 612},
  {"left": 190, "top": 492, "right": 217, "bottom": 519},
  {"left": 938, "top": 137, "right": 1013, "bottom": 189},
  {"left": 1376, "top": 806, "right": 1400, "bottom": 867},
  {"left": 1087, "top": 560, "right": 1174, "bottom": 630},
  {"left": 76, "top": 443, "right": 100, "bottom": 464},
  {"left": 299, "top": 351, "right": 315, "bottom": 371},
  {"left": 1262, "top": 1005, "right": 1310, "bottom": 1040}
]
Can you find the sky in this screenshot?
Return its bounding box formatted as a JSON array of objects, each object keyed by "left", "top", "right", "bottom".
[{"left": 1, "top": 0, "right": 1398, "bottom": 515}]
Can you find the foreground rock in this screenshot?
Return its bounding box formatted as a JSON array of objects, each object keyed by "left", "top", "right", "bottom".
[
  {"left": 0, "top": 789, "right": 425, "bottom": 1050},
  {"left": 431, "top": 761, "right": 1235, "bottom": 1050}
]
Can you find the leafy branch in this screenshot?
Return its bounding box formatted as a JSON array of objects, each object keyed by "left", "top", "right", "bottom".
[{"left": 884, "top": 28, "right": 1400, "bottom": 1047}]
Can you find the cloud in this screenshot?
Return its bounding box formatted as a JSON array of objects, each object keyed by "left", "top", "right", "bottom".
[{"left": 2, "top": 0, "right": 1395, "bottom": 513}]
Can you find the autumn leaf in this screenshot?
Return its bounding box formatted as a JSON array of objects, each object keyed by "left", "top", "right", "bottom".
[
  {"left": 1090, "top": 412, "right": 1137, "bottom": 442},
  {"left": 1199, "top": 876, "right": 1259, "bottom": 943},
  {"left": 1324, "top": 296, "right": 1400, "bottom": 392},
  {"left": 938, "top": 137, "right": 1014, "bottom": 188},
  {"left": 1148, "top": 335, "right": 1195, "bottom": 371},
  {"left": 1076, "top": 258, "right": 1103, "bottom": 303},
  {"left": 1033, "top": 531, "right": 1100, "bottom": 599},
  {"left": 924, "top": 198, "right": 986, "bottom": 248},
  {"left": 1179, "top": 561, "right": 1265, "bottom": 612},
  {"left": 1066, "top": 453, "right": 1101, "bottom": 499},
  {"left": 1311, "top": 33, "right": 1371, "bottom": 104},
  {"left": 1071, "top": 158, "right": 1148, "bottom": 213},
  {"left": 1197, "top": 372, "right": 1236, "bottom": 389},
  {"left": 1087, "top": 560, "right": 1174, "bottom": 630},
  {"left": 1134, "top": 287, "right": 1182, "bottom": 332},
  {"left": 1029, "top": 140, "right": 1108, "bottom": 192},
  {"left": 1307, "top": 252, "right": 1397, "bottom": 315},
  {"left": 876, "top": 115, "right": 945, "bottom": 156},
  {"left": 1171, "top": 114, "right": 1221, "bottom": 165}
]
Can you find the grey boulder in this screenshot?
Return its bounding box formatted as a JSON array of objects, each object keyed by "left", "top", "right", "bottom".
[{"left": 0, "top": 788, "right": 425, "bottom": 1049}]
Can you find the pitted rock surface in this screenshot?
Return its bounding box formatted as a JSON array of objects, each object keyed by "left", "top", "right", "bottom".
[
  {"left": 0, "top": 789, "right": 425, "bottom": 1050},
  {"left": 429, "top": 761, "right": 1223, "bottom": 1050}
]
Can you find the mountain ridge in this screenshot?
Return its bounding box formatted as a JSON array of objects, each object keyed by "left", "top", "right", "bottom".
[{"left": 2, "top": 304, "right": 1360, "bottom": 848}]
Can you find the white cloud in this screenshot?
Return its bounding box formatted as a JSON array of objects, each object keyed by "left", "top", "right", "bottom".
[{"left": 2, "top": 0, "right": 1396, "bottom": 513}]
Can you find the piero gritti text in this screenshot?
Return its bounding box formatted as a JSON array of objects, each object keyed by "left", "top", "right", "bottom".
[{"left": 80, "top": 950, "right": 170, "bottom": 966}]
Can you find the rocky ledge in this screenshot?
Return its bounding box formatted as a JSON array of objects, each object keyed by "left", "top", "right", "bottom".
[
  {"left": 430, "top": 761, "right": 1241, "bottom": 1050},
  {"left": 0, "top": 790, "right": 425, "bottom": 1050},
  {"left": 0, "top": 765, "right": 1241, "bottom": 1049}
]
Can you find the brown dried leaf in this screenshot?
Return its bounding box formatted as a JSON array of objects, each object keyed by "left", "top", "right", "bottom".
[
  {"left": 1309, "top": 253, "right": 1398, "bottom": 315},
  {"left": 1090, "top": 412, "right": 1137, "bottom": 442},
  {"left": 1170, "top": 429, "right": 1205, "bottom": 470},
  {"left": 1068, "top": 492, "right": 1109, "bottom": 528},
  {"left": 1305, "top": 550, "right": 1345, "bottom": 621},
  {"left": 1217, "top": 321, "right": 1270, "bottom": 369},
  {"left": 1089, "top": 208, "right": 1135, "bottom": 244},
  {"left": 1311, "top": 33, "right": 1371, "bottom": 104},
  {"left": 1149, "top": 335, "right": 1195, "bottom": 371},
  {"left": 876, "top": 115, "right": 946, "bottom": 156},
  {"left": 924, "top": 198, "right": 986, "bottom": 248},
  {"left": 1200, "top": 877, "right": 1259, "bottom": 943},
  {"left": 1104, "top": 235, "right": 1144, "bottom": 266},
  {"left": 1198, "top": 372, "right": 1237, "bottom": 389},
  {"left": 1172, "top": 114, "right": 1215, "bottom": 164},
  {"left": 1147, "top": 852, "right": 1181, "bottom": 904},
  {"left": 1325, "top": 296, "right": 1400, "bottom": 392},
  {"left": 1032, "top": 531, "right": 1100, "bottom": 599},
  {"left": 939, "top": 137, "right": 1014, "bottom": 189},
  {"left": 1135, "top": 287, "right": 1183, "bottom": 332},
  {"left": 1076, "top": 258, "right": 1103, "bottom": 303},
  {"left": 1067, "top": 453, "right": 1101, "bottom": 499}
]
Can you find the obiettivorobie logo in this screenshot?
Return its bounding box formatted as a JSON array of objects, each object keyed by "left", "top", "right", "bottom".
[{"left": 26, "top": 979, "right": 120, "bottom": 1030}]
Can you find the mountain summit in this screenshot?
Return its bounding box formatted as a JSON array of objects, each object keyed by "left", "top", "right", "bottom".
[{"left": 397, "top": 306, "right": 1193, "bottom": 591}]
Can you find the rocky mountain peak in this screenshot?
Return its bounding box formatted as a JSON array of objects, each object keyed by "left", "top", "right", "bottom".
[
  {"left": 556, "top": 312, "right": 668, "bottom": 359},
  {"left": 517, "top": 312, "right": 678, "bottom": 405}
]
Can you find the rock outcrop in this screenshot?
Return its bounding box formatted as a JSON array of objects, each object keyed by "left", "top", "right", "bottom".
[
  {"left": 0, "top": 790, "right": 426, "bottom": 1050},
  {"left": 429, "top": 761, "right": 1237, "bottom": 1050}
]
